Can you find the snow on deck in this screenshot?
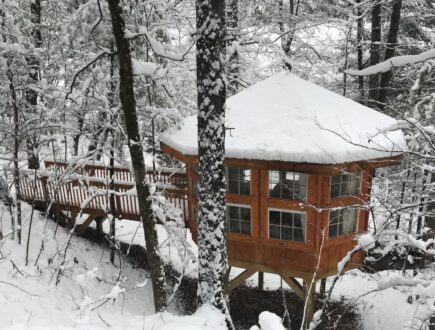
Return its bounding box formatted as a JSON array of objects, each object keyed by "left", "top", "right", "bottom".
[{"left": 160, "top": 72, "right": 406, "bottom": 164}]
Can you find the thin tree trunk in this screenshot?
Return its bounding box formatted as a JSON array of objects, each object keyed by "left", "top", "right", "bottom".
[
  {"left": 368, "top": 0, "right": 382, "bottom": 108},
  {"left": 378, "top": 0, "right": 403, "bottom": 110},
  {"left": 227, "top": 0, "right": 239, "bottom": 95},
  {"left": 279, "top": 0, "right": 299, "bottom": 71},
  {"left": 107, "top": 0, "right": 167, "bottom": 312},
  {"left": 109, "top": 44, "right": 117, "bottom": 265},
  {"left": 26, "top": 0, "right": 41, "bottom": 169},
  {"left": 356, "top": 0, "right": 364, "bottom": 100},
  {"left": 9, "top": 69, "right": 22, "bottom": 244},
  {"left": 196, "top": 0, "right": 230, "bottom": 320}
]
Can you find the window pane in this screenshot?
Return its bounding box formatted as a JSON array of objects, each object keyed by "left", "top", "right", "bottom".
[
  {"left": 228, "top": 180, "right": 239, "bottom": 194},
  {"left": 240, "top": 207, "right": 251, "bottom": 221},
  {"left": 269, "top": 211, "right": 280, "bottom": 225},
  {"left": 241, "top": 221, "right": 251, "bottom": 235},
  {"left": 293, "top": 213, "right": 302, "bottom": 227},
  {"left": 285, "top": 172, "right": 295, "bottom": 181},
  {"left": 269, "top": 184, "right": 281, "bottom": 198},
  {"left": 269, "top": 225, "right": 280, "bottom": 239},
  {"left": 350, "top": 177, "right": 360, "bottom": 195},
  {"left": 281, "top": 212, "right": 293, "bottom": 227},
  {"left": 241, "top": 169, "right": 251, "bottom": 181},
  {"left": 281, "top": 227, "right": 292, "bottom": 240},
  {"left": 293, "top": 228, "right": 304, "bottom": 242},
  {"left": 331, "top": 184, "right": 340, "bottom": 198},
  {"left": 329, "top": 224, "right": 338, "bottom": 238},
  {"left": 227, "top": 168, "right": 239, "bottom": 180},
  {"left": 269, "top": 171, "right": 280, "bottom": 182},
  {"left": 230, "top": 220, "right": 240, "bottom": 233},
  {"left": 331, "top": 175, "right": 341, "bottom": 185},
  {"left": 228, "top": 206, "right": 239, "bottom": 220},
  {"left": 240, "top": 181, "right": 251, "bottom": 195}
]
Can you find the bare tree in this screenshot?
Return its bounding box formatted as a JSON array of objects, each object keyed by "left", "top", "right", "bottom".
[{"left": 106, "top": 0, "right": 167, "bottom": 312}]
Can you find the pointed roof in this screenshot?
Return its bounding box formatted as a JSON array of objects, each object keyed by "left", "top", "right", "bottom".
[{"left": 160, "top": 72, "right": 405, "bottom": 164}]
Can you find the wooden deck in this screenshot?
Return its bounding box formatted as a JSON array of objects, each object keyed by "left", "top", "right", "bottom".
[{"left": 19, "top": 161, "right": 188, "bottom": 226}]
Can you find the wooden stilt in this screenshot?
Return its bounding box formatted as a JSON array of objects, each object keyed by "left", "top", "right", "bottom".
[
  {"left": 258, "top": 271, "right": 264, "bottom": 290},
  {"left": 319, "top": 278, "right": 326, "bottom": 299},
  {"left": 282, "top": 275, "right": 305, "bottom": 300},
  {"left": 96, "top": 217, "right": 103, "bottom": 236},
  {"left": 76, "top": 215, "right": 95, "bottom": 235},
  {"left": 228, "top": 269, "right": 256, "bottom": 292}
]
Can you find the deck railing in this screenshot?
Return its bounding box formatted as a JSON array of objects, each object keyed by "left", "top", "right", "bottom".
[{"left": 20, "top": 161, "right": 188, "bottom": 223}]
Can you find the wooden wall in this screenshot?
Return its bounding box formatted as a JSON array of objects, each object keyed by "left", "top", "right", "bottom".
[{"left": 186, "top": 162, "right": 374, "bottom": 279}]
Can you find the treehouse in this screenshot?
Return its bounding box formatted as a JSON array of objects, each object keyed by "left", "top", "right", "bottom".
[{"left": 160, "top": 72, "right": 405, "bottom": 320}]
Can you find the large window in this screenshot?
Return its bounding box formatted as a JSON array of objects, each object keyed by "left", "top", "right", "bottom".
[
  {"left": 226, "top": 205, "right": 251, "bottom": 235},
  {"left": 226, "top": 168, "right": 251, "bottom": 195},
  {"left": 328, "top": 208, "right": 359, "bottom": 238},
  {"left": 269, "top": 171, "right": 307, "bottom": 201},
  {"left": 331, "top": 172, "right": 361, "bottom": 198},
  {"left": 269, "top": 209, "right": 306, "bottom": 242}
]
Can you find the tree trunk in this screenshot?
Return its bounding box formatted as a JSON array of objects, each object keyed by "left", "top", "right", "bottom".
[
  {"left": 356, "top": 0, "right": 364, "bottom": 100},
  {"left": 378, "top": 0, "right": 403, "bottom": 110},
  {"left": 227, "top": 0, "right": 239, "bottom": 95},
  {"left": 196, "top": 0, "right": 230, "bottom": 318},
  {"left": 368, "top": 0, "right": 382, "bottom": 108},
  {"left": 26, "top": 0, "right": 41, "bottom": 169},
  {"left": 8, "top": 69, "right": 22, "bottom": 244},
  {"left": 107, "top": 0, "right": 167, "bottom": 312}
]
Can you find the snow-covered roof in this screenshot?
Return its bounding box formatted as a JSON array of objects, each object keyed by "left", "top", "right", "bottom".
[{"left": 160, "top": 72, "right": 406, "bottom": 164}]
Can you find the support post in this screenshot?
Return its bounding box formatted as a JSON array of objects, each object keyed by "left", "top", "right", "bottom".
[
  {"left": 258, "top": 271, "right": 264, "bottom": 290},
  {"left": 228, "top": 269, "right": 256, "bottom": 292}
]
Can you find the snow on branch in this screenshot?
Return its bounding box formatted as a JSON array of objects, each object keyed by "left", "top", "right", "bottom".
[
  {"left": 124, "top": 28, "right": 194, "bottom": 62},
  {"left": 65, "top": 50, "right": 112, "bottom": 101},
  {"left": 346, "top": 48, "right": 435, "bottom": 76}
]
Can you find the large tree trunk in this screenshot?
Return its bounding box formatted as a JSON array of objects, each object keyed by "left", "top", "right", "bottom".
[
  {"left": 378, "top": 0, "right": 403, "bottom": 110},
  {"left": 106, "top": 0, "right": 167, "bottom": 312},
  {"left": 195, "top": 0, "right": 230, "bottom": 318},
  {"left": 26, "top": 0, "right": 41, "bottom": 169},
  {"left": 368, "top": 0, "right": 382, "bottom": 108}
]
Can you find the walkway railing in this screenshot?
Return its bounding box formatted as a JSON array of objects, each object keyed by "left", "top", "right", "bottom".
[{"left": 20, "top": 161, "right": 188, "bottom": 224}]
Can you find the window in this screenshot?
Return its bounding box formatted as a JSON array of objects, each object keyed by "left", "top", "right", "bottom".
[
  {"left": 269, "top": 171, "right": 307, "bottom": 201},
  {"left": 331, "top": 172, "right": 361, "bottom": 198},
  {"left": 226, "top": 205, "right": 251, "bottom": 235},
  {"left": 226, "top": 168, "right": 251, "bottom": 195},
  {"left": 269, "top": 209, "right": 306, "bottom": 242},
  {"left": 328, "top": 208, "right": 359, "bottom": 238}
]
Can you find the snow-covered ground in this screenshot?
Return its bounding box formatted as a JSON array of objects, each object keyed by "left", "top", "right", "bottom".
[
  {"left": 0, "top": 202, "right": 433, "bottom": 329},
  {"left": 0, "top": 203, "right": 224, "bottom": 330}
]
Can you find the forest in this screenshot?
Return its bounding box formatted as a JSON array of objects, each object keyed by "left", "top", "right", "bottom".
[{"left": 0, "top": 0, "right": 435, "bottom": 329}]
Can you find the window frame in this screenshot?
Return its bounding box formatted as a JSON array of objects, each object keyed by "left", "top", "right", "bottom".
[
  {"left": 226, "top": 203, "right": 252, "bottom": 236},
  {"left": 328, "top": 207, "right": 360, "bottom": 239},
  {"left": 330, "top": 171, "right": 362, "bottom": 199},
  {"left": 268, "top": 170, "right": 307, "bottom": 202},
  {"left": 267, "top": 208, "right": 307, "bottom": 243},
  {"left": 226, "top": 167, "right": 252, "bottom": 196}
]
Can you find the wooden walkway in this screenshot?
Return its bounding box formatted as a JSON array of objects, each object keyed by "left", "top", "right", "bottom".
[{"left": 19, "top": 161, "right": 188, "bottom": 228}]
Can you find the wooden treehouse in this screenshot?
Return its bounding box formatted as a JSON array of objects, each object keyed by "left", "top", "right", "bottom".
[{"left": 160, "top": 72, "right": 405, "bottom": 322}]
